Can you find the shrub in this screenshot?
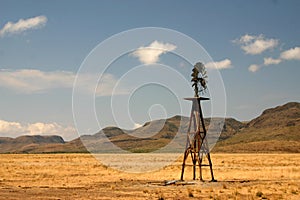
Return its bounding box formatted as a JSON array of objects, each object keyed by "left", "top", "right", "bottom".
[{"left": 256, "top": 191, "right": 263, "bottom": 197}]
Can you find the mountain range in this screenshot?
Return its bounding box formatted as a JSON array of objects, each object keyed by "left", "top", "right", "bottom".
[{"left": 0, "top": 102, "right": 299, "bottom": 153}]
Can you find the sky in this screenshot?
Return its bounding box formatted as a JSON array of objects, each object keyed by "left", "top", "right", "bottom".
[{"left": 0, "top": 0, "right": 300, "bottom": 140}]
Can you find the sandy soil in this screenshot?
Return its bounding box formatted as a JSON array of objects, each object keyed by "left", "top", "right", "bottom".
[{"left": 0, "top": 153, "right": 299, "bottom": 199}]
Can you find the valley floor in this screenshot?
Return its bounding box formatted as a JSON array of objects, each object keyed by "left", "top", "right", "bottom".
[{"left": 0, "top": 153, "right": 299, "bottom": 199}]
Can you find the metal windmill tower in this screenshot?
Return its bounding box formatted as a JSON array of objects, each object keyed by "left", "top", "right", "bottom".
[{"left": 180, "top": 62, "right": 216, "bottom": 181}]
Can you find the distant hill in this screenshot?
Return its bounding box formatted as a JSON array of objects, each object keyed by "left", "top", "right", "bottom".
[
  {"left": 213, "top": 102, "right": 300, "bottom": 153},
  {"left": 0, "top": 135, "right": 65, "bottom": 153},
  {"left": 0, "top": 102, "right": 299, "bottom": 153},
  {"left": 247, "top": 102, "right": 300, "bottom": 128},
  {"left": 74, "top": 116, "right": 244, "bottom": 153}
]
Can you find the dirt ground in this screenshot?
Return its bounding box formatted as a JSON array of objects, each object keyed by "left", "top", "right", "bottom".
[{"left": 0, "top": 153, "right": 299, "bottom": 199}]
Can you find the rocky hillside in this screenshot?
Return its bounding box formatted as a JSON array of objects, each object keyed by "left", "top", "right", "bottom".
[
  {"left": 213, "top": 102, "right": 300, "bottom": 153},
  {"left": 247, "top": 102, "right": 300, "bottom": 128}
]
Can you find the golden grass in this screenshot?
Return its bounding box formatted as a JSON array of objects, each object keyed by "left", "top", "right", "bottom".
[{"left": 0, "top": 153, "right": 299, "bottom": 199}]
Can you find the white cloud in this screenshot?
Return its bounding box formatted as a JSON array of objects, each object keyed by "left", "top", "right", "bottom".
[
  {"left": 263, "top": 57, "right": 282, "bottom": 65},
  {"left": 280, "top": 47, "right": 300, "bottom": 60},
  {"left": 0, "top": 69, "right": 74, "bottom": 93},
  {"left": 0, "top": 120, "right": 23, "bottom": 134},
  {"left": 133, "top": 123, "right": 142, "bottom": 129},
  {"left": 0, "top": 119, "right": 77, "bottom": 141},
  {"left": 206, "top": 59, "right": 232, "bottom": 70},
  {"left": 248, "top": 64, "right": 260, "bottom": 72},
  {"left": 95, "top": 73, "right": 129, "bottom": 96},
  {"left": 238, "top": 34, "right": 255, "bottom": 43},
  {"left": 233, "top": 34, "right": 279, "bottom": 55},
  {"left": 0, "top": 69, "right": 127, "bottom": 96},
  {"left": 250, "top": 46, "right": 300, "bottom": 73},
  {"left": 131, "top": 40, "right": 176, "bottom": 65},
  {"left": 0, "top": 15, "right": 47, "bottom": 37}
]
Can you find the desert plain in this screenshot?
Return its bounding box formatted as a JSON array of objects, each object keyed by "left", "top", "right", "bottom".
[{"left": 0, "top": 153, "right": 299, "bottom": 199}]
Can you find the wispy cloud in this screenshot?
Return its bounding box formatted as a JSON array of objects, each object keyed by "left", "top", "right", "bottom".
[
  {"left": 0, "top": 69, "right": 74, "bottom": 93},
  {"left": 95, "top": 73, "right": 129, "bottom": 96},
  {"left": 0, "top": 69, "right": 127, "bottom": 96},
  {"left": 248, "top": 46, "right": 300, "bottom": 73},
  {"left": 233, "top": 34, "right": 279, "bottom": 55},
  {"left": 262, "top": 46, "right": 300, "bottom": 67},
  {"left": 0, "top": 119, "right": 76, "bottom": 140},
  {"left": 248, "top": 64, "right": 261, "bottom": 72},
  {"left": 131, "top": 40, "right": 176, "bottom": 65},
  {"left": 133, "top": 123, "right": 142, "bottom": 129},
  {"left": 234, "top": 33, "right": 300, "bottom": 73},
  {"left": 0, "top": 15, "right": 47, "bottom": 37},
  {"left": 280, "top": 46, "right": 300, "bottom": 60},
  {"left": 263, "top": 57, "right": 282, "bottom": 65},
  {"left": 206, "top": 59, "right": 232, "bottom": 70}
]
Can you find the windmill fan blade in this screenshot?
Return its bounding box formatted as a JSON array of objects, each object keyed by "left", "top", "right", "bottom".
[
  {"left": 191, "top": 62, "right": 208, "bottom": 96},
  {"left": 191, "top": 77, "right": 198, "bottom": 82}
]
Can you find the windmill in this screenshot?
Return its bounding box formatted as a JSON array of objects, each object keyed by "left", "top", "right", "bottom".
[
  {"left": 180, "top": 62, "right": 215, "bottom": 181},
  {"left": 191, "top": 62, "right": 207, "bottom": 97}
]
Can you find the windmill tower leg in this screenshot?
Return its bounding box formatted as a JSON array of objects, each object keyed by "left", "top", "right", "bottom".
[
  {"left": 207, "top": 153, "right": 215, "bottom": 181},
  {"left": 198, "top": 153, "right": 203, "bottom": 181},
  {"left": 180, "top": 149, "right": 189, "bottom": 180}
]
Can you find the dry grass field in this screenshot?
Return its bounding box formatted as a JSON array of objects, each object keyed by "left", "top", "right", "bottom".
[{"left": 0, "top": 153, "right": 299, "bottom": 199}]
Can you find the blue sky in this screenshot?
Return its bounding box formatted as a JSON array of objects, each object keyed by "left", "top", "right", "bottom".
[{"left": 0, "top": 0, "right": 299, "bottom": 140}]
